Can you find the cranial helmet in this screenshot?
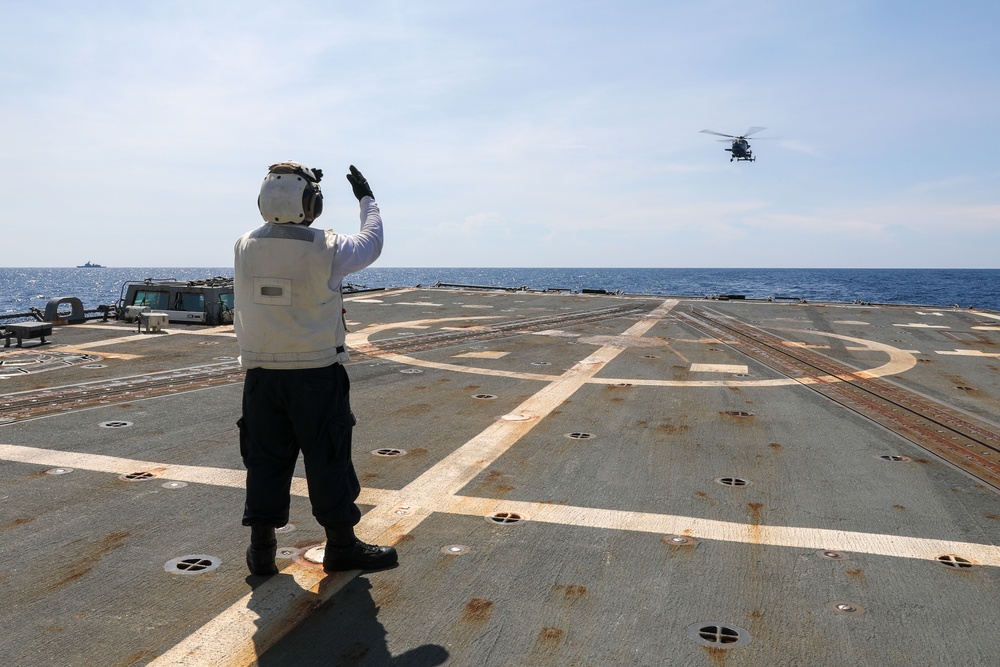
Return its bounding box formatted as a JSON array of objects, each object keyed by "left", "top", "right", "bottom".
[{"left": 258, "top": 161, "right": 324, "bottom": 224}]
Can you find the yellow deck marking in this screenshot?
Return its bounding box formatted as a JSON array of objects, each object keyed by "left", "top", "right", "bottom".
[{"left": 661, "top": 340, "right": 690, "bottom": 363}]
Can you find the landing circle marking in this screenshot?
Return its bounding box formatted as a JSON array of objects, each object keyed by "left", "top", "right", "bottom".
[{"left": 351, "top": 319, "right": 916, "bottom": 388}]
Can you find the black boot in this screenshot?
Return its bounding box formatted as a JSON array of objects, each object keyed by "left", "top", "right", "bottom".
[
  {"left": 246, "top": 524, "right": 278, "bottom": 576},
  {"left": 323, "top": 525, "right": 398, "bottom": 572}
]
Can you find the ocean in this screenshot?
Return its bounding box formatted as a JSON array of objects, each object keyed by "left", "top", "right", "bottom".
[{"left": 1, "top": 267, "right": 998, "bottom": 317}]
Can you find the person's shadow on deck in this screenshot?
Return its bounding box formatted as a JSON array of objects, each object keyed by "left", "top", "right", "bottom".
[{"left": 248, "top": 573, "right": 449, "bottom": 666}]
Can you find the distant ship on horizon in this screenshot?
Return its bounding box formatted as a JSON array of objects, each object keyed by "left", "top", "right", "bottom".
[{"left": 76, "top": 261, "right": 104, "bottom": 268}]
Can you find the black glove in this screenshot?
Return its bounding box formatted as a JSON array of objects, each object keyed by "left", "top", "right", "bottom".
[{"left": 346, "top": 165, "right": 374, "bottom": 201}]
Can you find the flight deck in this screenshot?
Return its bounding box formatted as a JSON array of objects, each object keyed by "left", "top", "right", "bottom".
[{"left": 1, "top": 287, "right": 998, "bottom": 666}]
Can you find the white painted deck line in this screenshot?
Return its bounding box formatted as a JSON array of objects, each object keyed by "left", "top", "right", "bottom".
[
  {"left": 367, "top": 324, "right": 918, "bottom": 388},
  {"left": 936, "top": 349, "right": 1000, "bottom": 358},
  {"left": 3, "top": 443, "right": 996, "bottom": 569},
  {"left": 690, "top": 363, "right": 749, "bottom": 374},
  {"left": 0, "top": 443, "right": 394, "bottom": 508},
  {"left": 452, "top": 351, "right": 510, "bottom": 359},
  {"left": 433, "top": 496, "right": 1000, "bottom": 567},
  {"left": 54, "top": 324, "right": 236, "bottom": 338}
]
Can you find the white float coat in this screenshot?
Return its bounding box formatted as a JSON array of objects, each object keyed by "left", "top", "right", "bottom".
[{"left": 233, "top": 196, "right": 382, "bottom": 369}]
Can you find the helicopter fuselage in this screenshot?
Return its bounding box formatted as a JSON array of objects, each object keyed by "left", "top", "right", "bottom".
[{"left": 726, "top": 138, "right": 754, "bottom": 161}]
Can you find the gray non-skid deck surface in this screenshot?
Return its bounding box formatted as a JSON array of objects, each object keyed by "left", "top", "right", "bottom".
[{"left": 0, "top": 289, "right": 997, "bottom": 666}]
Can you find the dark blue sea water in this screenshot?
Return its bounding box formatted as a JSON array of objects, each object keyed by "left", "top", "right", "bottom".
[{"left": 1, "top": 267, "right": 998, "bottom": 317}]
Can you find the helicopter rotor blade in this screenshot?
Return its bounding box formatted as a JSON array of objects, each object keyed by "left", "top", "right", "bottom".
[
  {"left": 700, "top": 129, "right": 735, "bottom": 138},
  {"left": 743, "top": 126, "right": 767, "bottom": 137}
]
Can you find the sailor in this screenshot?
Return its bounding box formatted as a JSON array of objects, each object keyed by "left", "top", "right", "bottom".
[{"left": 233, "top": 161, "right": 396, "bottom": 576}]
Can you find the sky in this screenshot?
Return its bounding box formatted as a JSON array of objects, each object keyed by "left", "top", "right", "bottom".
[{"left": 2, "top": 1, "right": 999, "bottom": 269}]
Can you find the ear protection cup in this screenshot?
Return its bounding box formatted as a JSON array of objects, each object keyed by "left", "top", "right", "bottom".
[
  {"left": 303, "top": 183, "right": 323, "bottom": 222},
  {"left": 312, "top": 189, "right": 323, "bottom": 219}
]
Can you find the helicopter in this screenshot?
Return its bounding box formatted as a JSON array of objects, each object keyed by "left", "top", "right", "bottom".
[{"left": 700, "top": 127, "right": 766, "bottom": 162}]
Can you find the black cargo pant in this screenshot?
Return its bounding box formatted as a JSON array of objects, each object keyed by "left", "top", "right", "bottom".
[{"left": 239, "top": 362, "right": 362, "bottom": 529}]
